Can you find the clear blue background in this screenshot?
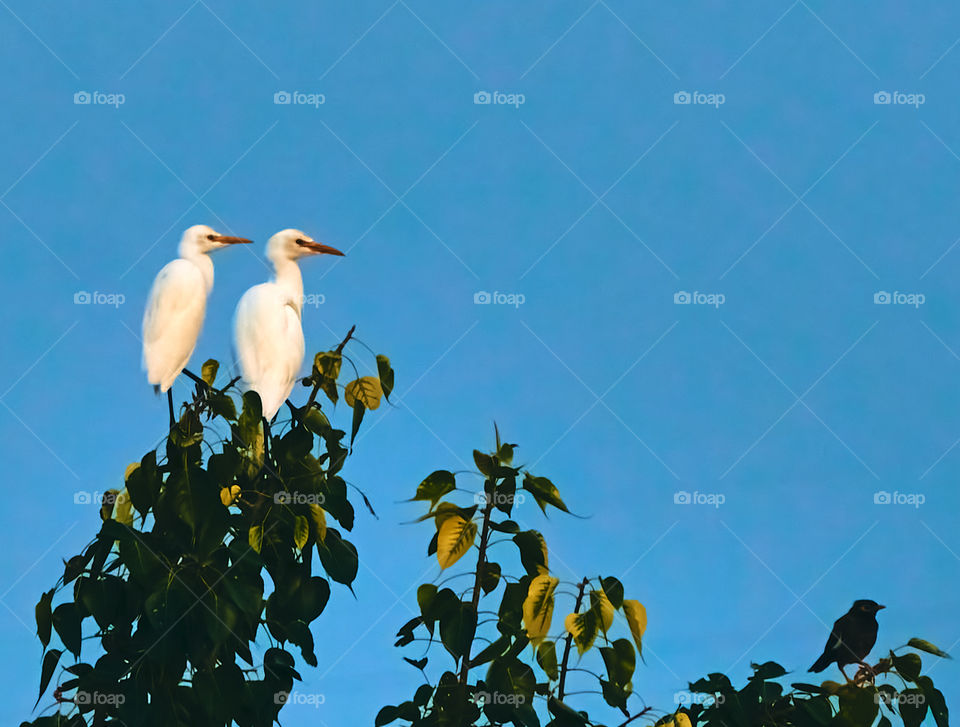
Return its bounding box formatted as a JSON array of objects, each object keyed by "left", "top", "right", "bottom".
[{"left": 1, "top": 1, "right": 958, "bottom": 724}]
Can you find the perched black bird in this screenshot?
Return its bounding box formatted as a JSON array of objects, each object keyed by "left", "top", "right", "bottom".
[{"left": 809, "top": 599, "right": 885, "bottom": 680}]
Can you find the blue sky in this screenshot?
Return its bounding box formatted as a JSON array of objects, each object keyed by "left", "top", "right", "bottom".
[{"left": 1, "top": 1, "right": 959, "bottom": 724}]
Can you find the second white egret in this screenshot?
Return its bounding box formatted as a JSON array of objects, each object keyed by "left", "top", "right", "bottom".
[{"left": 234, "top": 229, "right": 344, "bottom": 420}]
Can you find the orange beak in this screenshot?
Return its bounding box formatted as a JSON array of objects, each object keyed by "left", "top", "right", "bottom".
[
  {"left": 297, "top": 239, "right": 344, "bottom": 256},
  {"left": 210, "top": 235, "right": 253, "bottom": 245}
]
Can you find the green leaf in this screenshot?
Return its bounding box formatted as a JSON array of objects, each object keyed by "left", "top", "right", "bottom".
[
  {"left": 36, "top": 648, "right": 62, "bottom": 707},
  {"left": 113, "top": 489, "right": 133, "bottom": 526},
  {"left": 600, "top": 638, "right": 636, "bottom": 688},
  {"left": 916, "top": 677, "right": 949, "bottom": 727},
  {"left": 201, "top": 359, "right": 219, "bottom": 386},
  {"left": 412, "top": 471, "right": 456, "bottom": 509},
  {"left": 208, "top": 391, "right": 237, "bottom": 421},
  {"left": 601, "top": 576, "right": 624, "bottom": 609},
  {"left": 522, "top": 473, "right": 569, "bottom": 514},
  {"left": 313, "top": 352, "right": 342, "bottom": 404},
  {"left": 907, "top": 638, "right": 952, "bottom": 659},
  {"left": 899, "top": 688, "right": 928, "bottom": 727},
  {"left": 893, "top": 652, "right": 922, "bottom": 682},
  {"left": 376, "top": 354, "right": 395, "bottom": 401},
  {"left": 349, "top": 399, "right": 365, "bottom": 446},
  {"left": 52, "top": 603, "right": 82, "bottom": 657},
  {"left": 513, "top": 530, "right": 548, "bottom": 577},
  {"left": 125, "top": 451, "right": 160, "bottom": 517},
  {"left": 316, "top": 528, "right": 359, "bottom": 588},
  {"left": 537, "top": 640, "right": 559, "bottom": 680},
  {"left": 35, "top": 589, "right": 54, "bottom": 649},
  {"left": 344, "top": 376, "right": 382, "bottom": 411},
  {"left": 293, "top": 515, "right": 309, "bottom": 550},
  {"left": 473, "top": 450, "right": 496, "bottom": 477},
  {"left": 479, "top": 562, "right": 501, "bottom": 594}
]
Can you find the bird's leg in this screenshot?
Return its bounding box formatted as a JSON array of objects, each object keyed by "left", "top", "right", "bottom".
[
  {"left": 839, "top": 664, "right": 854, "bottom": 683},
  {"left": 263, "top": 417, "right": 272, "bottom": 462},
  {"left": 856, "top": 660, "right": 877, "bottom": 684},
  {"left": 167, "top": 390, "right": 176, "bottom": 429}
]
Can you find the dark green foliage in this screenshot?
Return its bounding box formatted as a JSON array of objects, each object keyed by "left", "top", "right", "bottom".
[{"left": 24, "top": 331, "right": 390, "bottom": 727}]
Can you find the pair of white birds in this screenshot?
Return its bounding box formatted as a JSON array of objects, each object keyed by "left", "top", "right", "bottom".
[{"left": 142, "top": 225, "right": 343, "bottom": 420}]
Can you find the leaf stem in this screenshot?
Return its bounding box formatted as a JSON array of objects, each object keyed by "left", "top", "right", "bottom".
[{"left": 557, "top": 577, "right": 589, "bottom": 702}]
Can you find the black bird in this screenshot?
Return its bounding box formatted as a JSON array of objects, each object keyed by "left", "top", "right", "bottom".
[{"left": 809, "top": 599, "right": 885, "bottom": 681}]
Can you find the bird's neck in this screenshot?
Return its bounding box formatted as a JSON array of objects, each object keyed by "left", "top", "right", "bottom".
[
  {"left": 183, "top": 251, "right": 215, "bottom": 293},
  {"left": 273, "top": 258, "right": 304, "bottom": 314}
]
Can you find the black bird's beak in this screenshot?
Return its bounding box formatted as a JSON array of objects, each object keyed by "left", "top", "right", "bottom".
[{"left": 877, "top": 604, "right": 886, "bottom": 610}]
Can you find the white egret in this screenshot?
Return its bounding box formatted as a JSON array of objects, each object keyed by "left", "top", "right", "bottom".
[
  {"left": 142, "top": 225, "right": 252, "bottom": 415},
  {"left": 234, "top": 229, "right": 344, "bottom": 420}
]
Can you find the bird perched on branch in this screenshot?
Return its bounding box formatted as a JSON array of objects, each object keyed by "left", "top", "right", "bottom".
[
  {"left": 234, "top": 229, "right": 344, "bottom": 420},
  {"left": 809, "top": 599, "right": 885, "bottom": 681},
  {"left": 142, "top": 225, "right": 251, "bottom": 419}
]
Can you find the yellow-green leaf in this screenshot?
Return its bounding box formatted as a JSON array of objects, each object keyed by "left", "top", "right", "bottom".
[
  {"left": 344, "top": 376, "right": 383, "bottom": 411},
  {"left": 294, "top": 515, "right": 309, "bottom": 550},
  {"left": 622, "top": 599, "right": 647, "bottom": 657},
  {"left": 591, "top": 589, "right": 614, "bottom": 634},
  {"left": 113, "top": 489, "right": 133, "bottom": 526},
  {"left": 523, "top": 574, "right": 559, "bottom": 645},
  {"left": 220, "top": 485, "right": 241, "bottom": 507},
  {"left": 201, "top": 359, "right": 219, "bottom": 386},
  {"left": 675, "top": 713, "right": 692, "bottom": 727},
  {"left": 565, "top": 609, "right": 599, "bottom": 655},
  {"left": 309, "top": 504, "right": 328, "bottom": 543},
  {"left": 248, "top": 525, "right": 263, "bottom": 554},
  {"left": 437, "top": 515, "right": 477, "bottom": 569}
]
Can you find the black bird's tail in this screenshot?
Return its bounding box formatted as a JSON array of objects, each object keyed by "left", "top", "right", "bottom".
[{"left": 809, "top": 653, "right": 832, "bottom": 672}]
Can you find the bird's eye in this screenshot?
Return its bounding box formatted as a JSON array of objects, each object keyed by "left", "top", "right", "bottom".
[{"left": 207, "top": 234, "right": 216, "bottom": 241}]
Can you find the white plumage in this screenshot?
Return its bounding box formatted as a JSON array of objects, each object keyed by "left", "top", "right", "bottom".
[
  {"left": 142, "top": 225, "right": 251, "bottom": 392},
  {"left": 234, "top": 229, "right": 344, "bottom": 419}
]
